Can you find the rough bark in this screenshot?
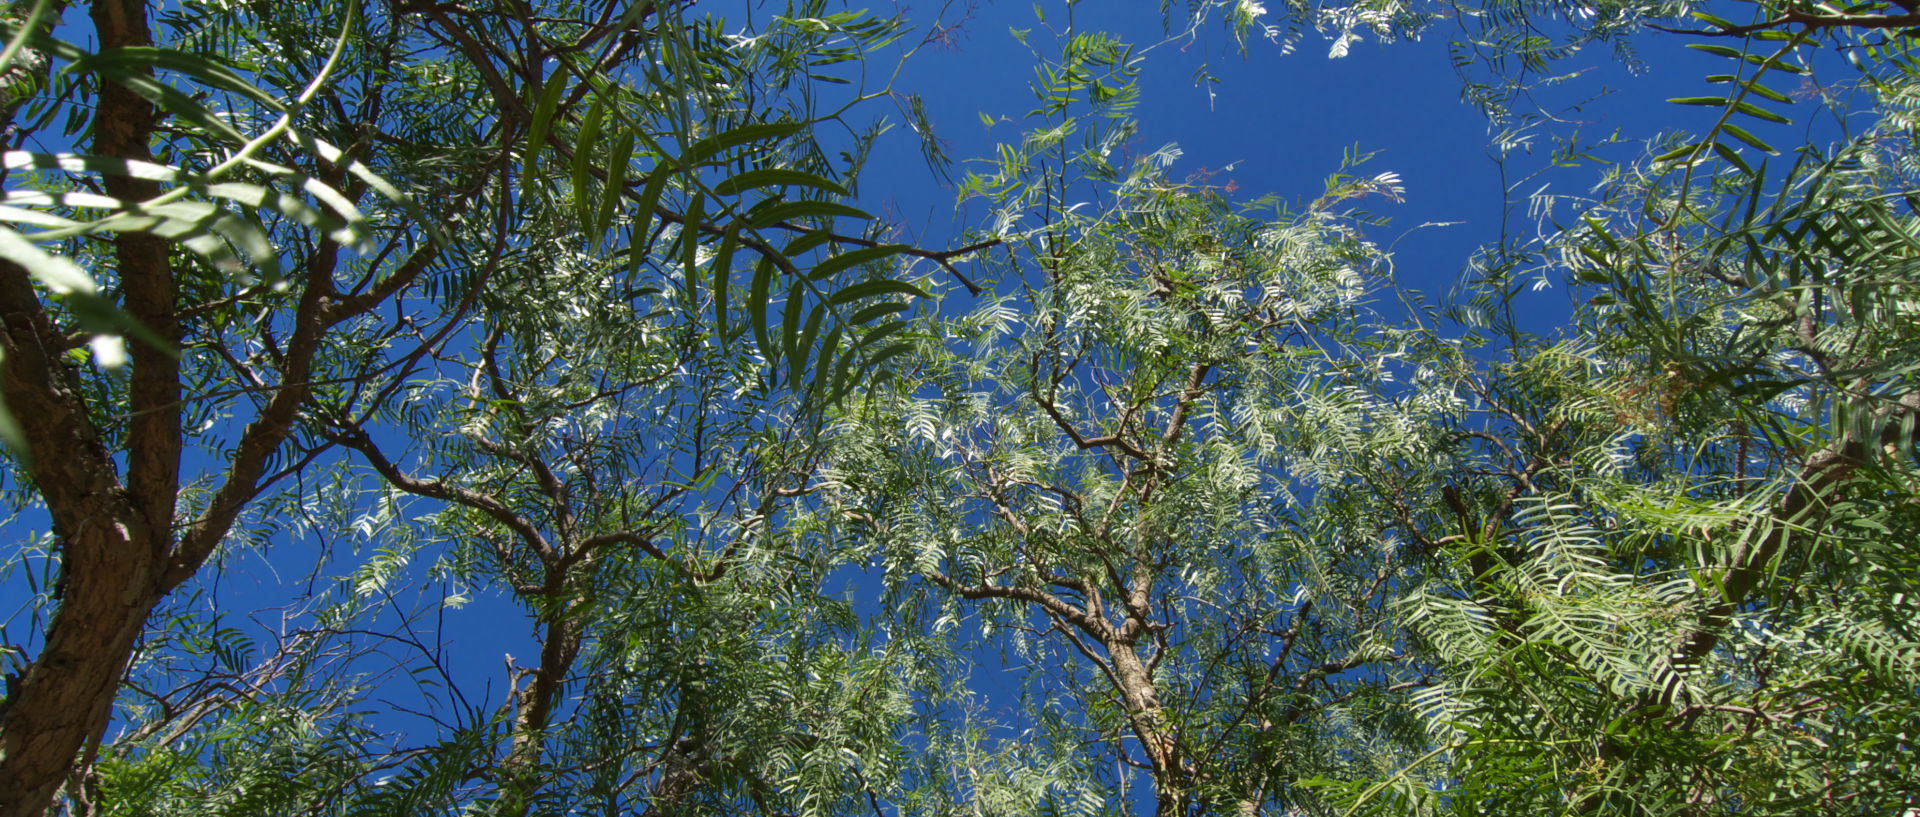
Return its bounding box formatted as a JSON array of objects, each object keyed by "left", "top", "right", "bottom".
[
  {"left": 496, "top": 591, "right": 586, "bottom": 817},
  {"left": 638, "top": 735, "right": 711, "bottom": 817},
  {"left": 1657, "top": 391, "right": 1920, "bottom": 704},
  {"left": 0, "top": 267, "right": 166, "bottom": 816},
  {"left": 0, "top": 3, "right": 172, "bottom": 814},
  {"left": 1108, "top": 640, "right": 1189, "bottom": 817}
]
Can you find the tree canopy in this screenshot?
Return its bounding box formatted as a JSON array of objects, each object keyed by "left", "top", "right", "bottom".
[{"left": 0, "top": 0, "right": 1915, "bottom": 815}]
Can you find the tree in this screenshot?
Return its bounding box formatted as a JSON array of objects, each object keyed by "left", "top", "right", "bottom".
[
  {"left": 825, "top": 172, "right": 1448, "bottom": 816},
  {"left": 4, "top": 0, "right": 1918, "bottom": 815},
  {"left": 1302, "top": 3, "right": 1920, "bottom": 813},
  {"left": 810, "top": 22, "right": 1447, "bottom": 816},
  {"left": 820, "top": 1, "right": 1920, "bottom": 814},
  {"left": 0, "top": 0, "right": 974, "bottom": 814}
]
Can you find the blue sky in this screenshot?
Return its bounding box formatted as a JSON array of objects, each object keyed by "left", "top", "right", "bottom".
[{"left": 855, "top": 1, "right": 1739, "bottom": 330}]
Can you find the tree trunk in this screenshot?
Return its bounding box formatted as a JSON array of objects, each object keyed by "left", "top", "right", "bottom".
[
  {"left": 0, "top": 485, "right": 164, "bottom": 817},
  {"left": 1108, "top": 642, "right": 1188, "bottom": 817},
  {"left": 0, "top": 3, "right": 179, "bottom": 814},
  {"left": 496, "top": 592, "right": 586, "bottom": 817},
  {"left": 0, "top": 270, "right": 170, "bottom": 816}
]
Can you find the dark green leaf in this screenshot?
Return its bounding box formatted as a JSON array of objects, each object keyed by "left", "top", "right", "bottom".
[
  {"left": 846, "top": 301, "right": 911, "bottom": 325},
  {"left": 788, "top": 298, "right": 826, "bottom": 389},
  {"left": 682, "top": 121, "right": 804, "bottom": 167},
  {"left": 750, "top": 256, "right": 777, "bottom": 365},
  {"left": 593, "top": 129, "right": 636, "bottom": 247},
  {"left": 630, "top": 164, "right": 674, "bottom": 274},
  {"left": 1732, "top": 101, "right": 1790, "bottom": 124},
  {"left": 1720, "top": 123, "right": 1776, "bottom": 154},
  {"left": 809, "top": 326, "right": 842, "bottom": 397},
  {"left": 571, "top": 96, "right": 606, "bottom": 230},
  {"left": 521, "top": 69, "right": 572, "bottom": 189},
  {"left": 682, "top": 190, "right": 704, "bottom": 309},
  {"left": 1713, "top": 142, "right": 1755, "bottom": 175},
  {"left": 712, "top": 222, "right": 739, "bottom": 341},
  {"left": 713, "top": 168, "right": 850, "bottom": 197},
  {"left": 828, "top": 279, "right": 929, "bottom": 305},
  {"left": 807, "top": 244, "right": 907, "bottom": 281},
  {"left": 747, "top": 200, "right": 872, "bottom": 228},
  {"left": 1686, "top": 44, "right": 1748, "bottom": 60}
]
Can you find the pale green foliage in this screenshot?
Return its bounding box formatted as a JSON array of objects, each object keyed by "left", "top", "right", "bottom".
[
  {"left": 815, "top": 37, "right": 1455, "bottom": 804},
  {"left": 4, "top": 0, "right": 1918, "bottom": 815},
  {"left": 1307, "top": 6, "right": 1920, "bottom": 813},
  {"left": 0, "top": 0, "right": 943, "bottom": 814}
]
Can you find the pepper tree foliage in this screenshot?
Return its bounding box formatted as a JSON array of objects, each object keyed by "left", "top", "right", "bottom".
[
  {"left": 815, "top": 20, "right": 1434, "bottom": 813},
  {"left": 822, "top": 159, "right": 1432, "bottom": 815},
  {"left": 2, "top": 0, "right": 1919, "bottom": 816},
  {"left": 1313, "top": 5, "right": 1920, "bottom": 814},
  {"left": 821, "top": 1, "right": 1920, "bottom": 816},
  {"left": 0, "top": 0, "right": 967, "bottom": 814}
]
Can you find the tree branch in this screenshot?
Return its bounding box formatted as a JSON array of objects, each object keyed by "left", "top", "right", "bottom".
[
  {"left": 925, "top": 569, "right": 1108, "bottom": 637},
  {"left": 333, "top": 427, "right": 562, "bottom": 567}
]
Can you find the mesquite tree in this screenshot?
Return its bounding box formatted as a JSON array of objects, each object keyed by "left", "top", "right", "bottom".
[
  {"left": 811, "top": 26, "right": 1444, "bottom": 814},
  {"left": 1, "top": 0, "right": 1916, "bottom": 815},
  {"left": 0, "top": 0, "right": 967, "bottom": 813}
]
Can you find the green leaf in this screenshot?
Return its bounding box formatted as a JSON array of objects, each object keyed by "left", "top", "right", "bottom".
[
  {"left": 1741, "top": 79, "right": 1792, "bottom": 104},
  {"left": 301, "top": 136, "right": 421, "bottom": 244},
  {"left": 248, "top": 161, "right": 369, "bottom": 236},
  {"left": 1583, "top": 217, "right": 1619, "bottom": 250},
  {"left": 629, "top": 164, "right": 675, "bottom": 272},
  {"left": 856, "top": 320, "right": 909, "bottom": 349},
  {"left": 521, "top": 69, "right": 572, "bottom": 189},
  {"left": 0, "top": 204, "right": 78, "bottom": 229},
  {"left": 206, "top": 181, "right": 353, "bottom": 250},
  {"left": 1689, "top": 11, "right": 1739, "bottom": 29},
  {"left": 1577, "top": 247, "right": 1612, "bottom": 274},
  {"left": 1760, "top": 55, "right": 1806, "bottom": 74},
  {"left": 829, "top": 345, "right": 861, "bottom": 404},
  {"left": 781, "top": 273, "right": 806, "bottom": 380},
  {"left": 68, "top": 47, "right": 285, "bottom": 111},
  {"left": 796, "top": 299, "right": 827, "bottom": 368},
  {"left": 1720, "top": 123, "right": 1776, "bottom": 154},
  {"left": 1732, "top": 101, "right": 1789, "bottom": 125},
  {"left": 571, "top": 95, "right": 606, "bottom": 230},
  {"left": 712, "top": 223, "right": 739, "bottom": 341},
  {"left": 1686, "top": 44, "right": 1748, "bottom": 60},
  {"left": 713, "top": 168, "right": 850, "bottom": 197},
  {"left": 4, "top": 147, "right": 188, "bottom": 185},
  {"left": 809, "top": 326, "right": 843, "bottom": 397},
  {"left": 0, "top": 225, "right": 95, "bottom": 296},
  {"left": 6, "top": 189, "right": 274, "bottom": 276},
  {"left": 807, "top": 244, "right": 907, "bottom": 280},
  {"left": 1653, "top": 142, "right": 1706, "bottom": 164},
  {"left": 1712, "top": 142, "right": 1755, "bottom": 176},
  {"left": 750, "top": 256, "right": 777, "bottom": 365},
  {"left": 782, "top": 229, "right": 835, "bottom": 258},
  {"left": 828, "top": 279, "right": 929, "bottom": 305},
  {"left": 592, "top": 129, "right": 636, "bottom": 247},
  {"left": 846, "top": 301, "right": 911, "bottom": 325},
  {"left": 747, "top": 200, "right": 872, "bottom": 227},
  {"left": 682, "top": 189, "right": 704, "bottom": 309},
  {"left": 60, "top": 59, "right": 246, "bottom": 143},
  {"left": 682, "top": 121, "right": 804, "bottom": 167},
  {"left": 863, "top": 340, "right": 914, "bottom": 372}
]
